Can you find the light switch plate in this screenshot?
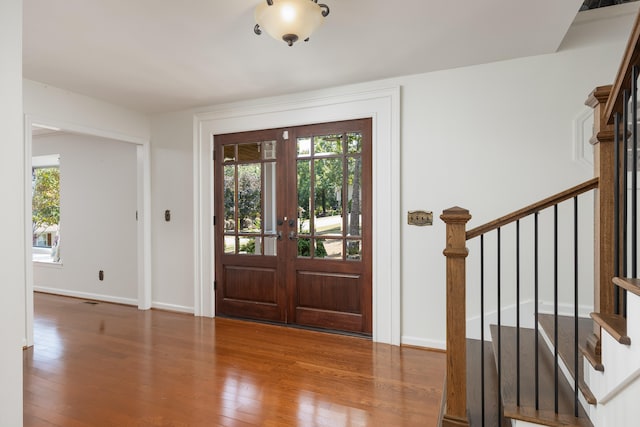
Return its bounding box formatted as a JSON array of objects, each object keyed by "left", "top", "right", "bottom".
[{"left": 408, "top": 210, "right": 433, "bottom": 226}]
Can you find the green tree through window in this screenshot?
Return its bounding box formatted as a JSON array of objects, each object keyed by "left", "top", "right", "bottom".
[{"left": 32, "top": 167, "right": 60, "bottom": 246}]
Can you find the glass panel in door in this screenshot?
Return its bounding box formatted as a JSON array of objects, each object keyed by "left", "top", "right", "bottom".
[{"left": 295, "top": 131, "right": 363, "bottom": 261}]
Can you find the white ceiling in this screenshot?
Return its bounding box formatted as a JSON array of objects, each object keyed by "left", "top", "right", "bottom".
[{"left": 23, "top": 0, "right": 585, "bottom": 114}]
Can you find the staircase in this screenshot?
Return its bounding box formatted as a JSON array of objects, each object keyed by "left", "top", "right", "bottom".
[{"left": 440, "top": 7, "right": 640, "bottom": 427}]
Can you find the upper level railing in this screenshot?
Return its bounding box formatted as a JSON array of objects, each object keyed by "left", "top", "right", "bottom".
[{"left": 600, "top": 8, "right": 640, "bottom": 316}]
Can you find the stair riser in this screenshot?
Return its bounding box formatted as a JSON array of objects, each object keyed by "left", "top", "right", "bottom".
[
  {"left": 628, "top": 291, "right": 640, "bottom": 340},
  {"left": 588, "top": 328, "right": 640, "bottom": 398},
  {"left": 587, "top": 376, "right": 640, "bottom": 427},
  {"left": 594, "top": 292, "right": 640, "bottom": 395},
  {"left": 585, "top": 292, "right": 640, "bottom": 425}
]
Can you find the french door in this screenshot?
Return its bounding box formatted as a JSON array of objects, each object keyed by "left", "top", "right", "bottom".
[{"left": 214, "top": 118, "right": 372, "bottom": 335}]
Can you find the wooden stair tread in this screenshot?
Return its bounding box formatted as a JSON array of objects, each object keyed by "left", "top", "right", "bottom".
[
  {"left": 612, "top": 277, "right": 640, "bottom": 297},
  {"left": 489, "top": 325, "right": 593, "bottom": 427},
  {"left": 590, "top": 312, "right": 630, "bottom": 345},
  {"left": 504, "top": 405, "right": 592, "bottom": 427},
  {"left": 466, "top": 339, "right": 510, "bottom": 427},
  {"left": 537, "top": 314, "right": 597, "bottom": 404},
  {"left": 579, "top": 344, "right": 604, "bottom": 372}
]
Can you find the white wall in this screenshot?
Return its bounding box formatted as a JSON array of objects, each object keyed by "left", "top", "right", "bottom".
[
  {"left": 0, "top": 0, "right": 24, "bottom": 425},
  {"left": 32, "top": 133, "right": 138, "bottom": 304},
  {"left": 399, "top": 8, "right": 634, "bottom": 347},
  {"left": 147, "top": 112, "right": 195, "bottom": 312},
  {"left": 23, "top": 79, "right": 150, "bottom": 141},
  {"left": 147, "top": 6, "right": 637, "bottom": 348}
]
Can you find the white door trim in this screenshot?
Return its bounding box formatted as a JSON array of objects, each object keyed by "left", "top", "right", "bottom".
[
  {"left": 193, "top": 85, "right": 401, "bottom": 345},
  {"left": 23, "top": 114, "right": 151, "bottom": 347}
]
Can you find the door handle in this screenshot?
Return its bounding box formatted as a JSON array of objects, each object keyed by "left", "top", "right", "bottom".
[
  {"left": 288, "top": 231, "right": 298, "bottom": 241},
  {"left": 277, "top": 231, "right": 283, "bottom": 240}
]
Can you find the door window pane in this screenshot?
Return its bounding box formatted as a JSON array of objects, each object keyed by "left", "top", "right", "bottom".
[
  {"left": 347, "top": 157, "right": 362, "bottom": 237},
  {"left": 314, "top": 134, "right": 342, "bottom": 157},
  {"left": 298, "top": 238, "right": 312, "bottom": 258},
  {"left": 314, "top": 158, "right": 342, "bottom": 235},
  {"left": 223, "top": 145, "right": 236, "bottom": 163},
  {"left": 346, "top": 240, "right": 362, "bottom": 260},
  {"left": 318, "top": 238, "right": 342, "bottom": 259},
  {"left": 224, "top": 236, "right": 236, "bottom": 254},
  {"left": 238, "top": 164, "right": 261, "bottom": 234},
  {"left": 297, "top": 137, "right": 311, "bottom": 157},
  {"left": 297, "top": 160, "right": 311, "bottom": 234},
  {"left": 264, "top": 235, "right": 278, "bottom": 256},
  {"left": 263, "top": 141, "right": 276, "bottom": 160},
  {"left": 239, "top": 237, "right": 261, "bottom": 255},
  {"left": 224, "top": 165, "right": 236, "bottom": 232},
  {"left": 263, "top": 162, "right": 277, "bottom": 234},
  {"left": 238, "top": 142, "right": 261, "bottom": 162},
  {"left": 347, "top": 132, "right": 362, "bottom": 154}
]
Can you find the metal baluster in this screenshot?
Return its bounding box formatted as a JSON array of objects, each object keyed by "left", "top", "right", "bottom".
[
  {"left": 497, "top": 227, "right": 502, "bottom": 422},
  {"left": 481, "top": 235, "right": 485, "bottom": 427},
  {"left": 516, "top": 220, "right": 521, "bottom": 408},
  {"left": 629, "top": 66, "right": 638, "bottom": 317},
  {"left": 624, "top": 90, "right": 629, "bottom": 314},
  {"left": 615, "top": 112, "right": 621, "bottom": 315},
  {"left": 534, "top": 212, "right": 539, "bottom": 410},
  {"left": 554, "top": 205, "right": 559, "bottom": 415},
  {"left": 574, "top": 196, "right": 579, "bottom": 418}
]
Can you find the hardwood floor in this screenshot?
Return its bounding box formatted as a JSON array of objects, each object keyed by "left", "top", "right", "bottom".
[{"left": 24, "top": 293, "right": 446, "bottom": 426}]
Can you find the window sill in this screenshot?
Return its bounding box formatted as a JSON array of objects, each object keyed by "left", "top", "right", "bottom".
[{"left": 33, "top": 260, "right": 63, "bottom": 268}]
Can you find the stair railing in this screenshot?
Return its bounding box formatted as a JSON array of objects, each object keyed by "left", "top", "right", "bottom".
[
  {"left": 603, "top": 12, "right": 640, "bottom": 318},
  {"left": 585, "top": 7, "right": 640, "bottom": 363},
  {"left": 441, "top": 179, "right": 598, "bottom": 427},
  {"left": 441, "top": 8, "right": 640, "bottom": 426}
]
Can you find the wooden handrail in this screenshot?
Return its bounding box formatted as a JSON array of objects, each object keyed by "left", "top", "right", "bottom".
[
  {"left": 604, "top": 8, "right": 640, "bottom": 124},
  {"left": 466, "top": 177, "right": 599, "bottom": 240}
]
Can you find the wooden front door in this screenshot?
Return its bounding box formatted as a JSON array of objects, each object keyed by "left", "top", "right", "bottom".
[{"left": 214, "top": 119, "right": 372, "bottom": 335}]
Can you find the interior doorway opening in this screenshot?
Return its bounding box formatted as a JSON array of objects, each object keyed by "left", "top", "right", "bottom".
[{"left": 23, "top": 116, "right": 151, "bottom": 348}]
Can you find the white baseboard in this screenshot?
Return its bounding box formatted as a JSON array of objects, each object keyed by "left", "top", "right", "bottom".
[
  {"left": 401, "top": 335, "right": 446, "bottom": 351},
  {"left": 34, "top": 286, "right": 138, "bottom": 306},
  {"left": 151, "top": 301, "right": 194, "bottom": 314}
]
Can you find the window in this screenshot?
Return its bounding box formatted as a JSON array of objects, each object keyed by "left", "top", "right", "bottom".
[{"left": 32, "top": 155, "right": 61, "bottom": 263}]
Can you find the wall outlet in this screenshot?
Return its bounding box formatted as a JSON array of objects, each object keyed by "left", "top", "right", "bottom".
[{"left": 408, "top": 210, "right": 433, "bottom": 226}]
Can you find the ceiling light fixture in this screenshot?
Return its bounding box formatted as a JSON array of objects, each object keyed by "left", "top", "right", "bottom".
[{"left": 254, "top": 0, "right": 330, "bottom": 47}]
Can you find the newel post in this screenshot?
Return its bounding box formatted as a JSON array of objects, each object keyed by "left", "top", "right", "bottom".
[
  {"left": 441, "top": 207, "right": 471, "bottom": 427},
  {"left": 585, "top": 85, "right": 616, "bottom": 357}
]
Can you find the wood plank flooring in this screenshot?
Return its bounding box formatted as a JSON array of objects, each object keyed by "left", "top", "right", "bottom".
[{"left": 24, "top": 293, "right": 446, "bottom": 426}]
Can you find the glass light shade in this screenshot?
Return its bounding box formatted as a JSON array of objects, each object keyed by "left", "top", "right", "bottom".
[{"left": 255, "top": 0, "right": 325, "bottom": 45}]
